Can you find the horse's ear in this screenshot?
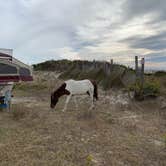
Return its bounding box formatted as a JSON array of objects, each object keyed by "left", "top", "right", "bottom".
[
  {"left": 62, "top": 83, "right": 66, "bottom": 88},
  {"left": 65, "top": 89, "right": 70, "bottom": 95}
]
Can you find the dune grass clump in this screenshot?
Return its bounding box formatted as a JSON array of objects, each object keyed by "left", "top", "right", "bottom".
[
  {"left": 86, "top": 154, "right": 93, "bottom": 166},
  {"left": 60, "top": 66, "right": 126, "bottom": 90},
  {"left": 163, "top": 134, "right": 166, "bottom": 147},
  {"left": 106, "top": 112, "right": 114, "bottom": 124},
  {"left": 143, "top": 80, "right": 160, "bottom": 97},
  {"left": 12, "top": 104, "right": 28, "bottom": 120},
  {"left": 133, "top": 76, "right": 161, "bottom": 100},
  {"left": 14, "top": 83, "right": 47, "bottom": 91}
]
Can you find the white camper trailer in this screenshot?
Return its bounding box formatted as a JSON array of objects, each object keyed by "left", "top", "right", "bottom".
[{"left": 0, "top": 48, "right": 33, "bottom": 110}]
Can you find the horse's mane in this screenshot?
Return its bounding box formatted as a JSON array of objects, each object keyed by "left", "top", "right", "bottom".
[
  {"left": 56, "top": 83, "right": 66, "bottom": 92},
  {"left": 53, "top": 83, "right": 65, "bottom": 95},
  {"left": 53, "top": 83, "right": 70, "bottom": 97}
]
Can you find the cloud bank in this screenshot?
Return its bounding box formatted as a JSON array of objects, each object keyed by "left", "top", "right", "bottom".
[{"left": 0, "top": 0, "right": 165, "bottom": 70}]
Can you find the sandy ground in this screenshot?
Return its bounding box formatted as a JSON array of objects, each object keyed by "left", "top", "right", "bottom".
[{"left": 0, "top": 73, "right": 166, "bottom": 166}]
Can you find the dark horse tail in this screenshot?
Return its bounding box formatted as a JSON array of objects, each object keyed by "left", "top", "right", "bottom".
[{"left": 90, "top": 80, "right": 98, "bottom": 100}]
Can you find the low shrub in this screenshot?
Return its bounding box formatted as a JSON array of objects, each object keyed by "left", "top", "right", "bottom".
[
  {"left": 154, "top": 71, "right": 166, "bottom": 77},
  {"left": 134, "top": 79, "right": 160, "bottom": 100},
  {"left": 143, "top": 80, "right": 160, "bottom": 97},
  {"left": 86, "top": 154, "right": 93, "bottom": 166},
  {"left": 106, "top": 112, "right": 114, "bottom": 124}
]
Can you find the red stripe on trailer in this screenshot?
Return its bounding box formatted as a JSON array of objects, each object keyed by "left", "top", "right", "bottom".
[
  {"left": 0, "top": 76, "right": 19, "bottom": 82},
  {"left": 20, "top": 76, "right": 33, "bottom": 81},
  {"left": 0, "top": 76, "right": 33, "bottom": 82}
]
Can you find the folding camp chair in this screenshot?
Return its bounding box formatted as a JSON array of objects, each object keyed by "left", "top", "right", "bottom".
[
  {"left": 4, "top": 90, "right": 12, "bottom": 111},
  {"left": 0, "top": 96, "right": 7, "bottom": 110}
]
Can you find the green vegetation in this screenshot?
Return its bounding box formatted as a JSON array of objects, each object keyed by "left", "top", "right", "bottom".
[
  {"left": 33, "top": 59, "right": 165, "bottom": 94},
  {"left": 33, "top": 60, "right": 135, "bottom": 89},
  {"left": 133, "top": 78, "right": 160, "bottom": 100},
  {"left": 161, "top": 133, "right": 166, "bottom": 148},
  {"left": 60, "top": 63, "right": 128, "bottom": 90},
  {"left": 60, "top": 67, "right": 125, "bottom": 90},
  {"left": 106, "top": 112, "right": 114, "bottom": 124},
  {"left": 0, "top": 128, "right": 8, "bottom": 140},
  {"left": 86, "top": 155, "right": 93, "bottom": 166},
  {"left": 154, "top": 71, "right": 166, "bottom": 77},
  {"left": 14, "top": 83, "right": 47, "bottom": 91},
  {"left": 33, "top": 59, "right": 73, "bottom": 71},
  {"left": 143, "top": 80, "right": 160, "bottom": 97}
]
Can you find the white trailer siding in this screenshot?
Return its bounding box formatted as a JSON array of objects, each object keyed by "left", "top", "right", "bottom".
[{"left": 0, "top": 48, "right": 13, "bottom": 56}]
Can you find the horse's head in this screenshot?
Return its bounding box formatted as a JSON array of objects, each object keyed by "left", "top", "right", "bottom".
[
  {"left": 50, "top": 83, "right": 69, "bottom": 109},
  {"left": 50, "top": 92, "right": 59, "bottom": 108}
]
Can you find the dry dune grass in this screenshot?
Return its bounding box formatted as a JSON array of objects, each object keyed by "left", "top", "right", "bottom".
[{"left": 0, "top": 72, "right": 166, "bottom": 166}]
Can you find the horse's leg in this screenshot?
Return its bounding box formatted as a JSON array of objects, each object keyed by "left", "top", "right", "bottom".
[
  {"left": 62, "top": 94, "right": 72, "bottom": 112},
  {"left": 89, "top": 90, "right": 94, "bottom": 110},
  {"left": 74, "top": 96, "right": 78, "bottom": 110}
]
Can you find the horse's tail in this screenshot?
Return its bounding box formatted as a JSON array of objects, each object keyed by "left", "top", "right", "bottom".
[{"left": 90, "top": 80, "right": 98, "bottom": 100}]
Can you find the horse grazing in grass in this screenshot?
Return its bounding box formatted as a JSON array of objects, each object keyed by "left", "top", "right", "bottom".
[{"left": 50, "top": 79, "right": 98, "bottom": 112}]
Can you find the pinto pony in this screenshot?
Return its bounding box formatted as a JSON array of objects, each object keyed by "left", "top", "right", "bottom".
[{"left": 50, "top": 79, "right": 98, "bottom": 112}]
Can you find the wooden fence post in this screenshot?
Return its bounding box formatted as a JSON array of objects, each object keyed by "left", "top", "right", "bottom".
[
  {"left": 105, "top": 62, "right": 110, "bottom": 75},
  {"left": 81, "top": 61, "right": 83, "bottom": 70},
  {"left": 140, "top": 58, "right": 145, "bottom": 91},
  {"left": 134, "top": 56, "right": 139, "bottom": 99},
  {"left": 103, "top": 61, "right": 107, "bottom": 73},
  {"left": 110, "top": 59, "right": 113, "bottom": 65},
  {"left": 135, "top": 56, "right": 138, "bottom": 78},
  {"left": 93, "top": 59, "right": 96, "bottom": 69},
  {"left": 134, "top": 56, "right": 145, "bottom": 100},
  {"left": 110, "top": 59, "right": 113, "bottom": 72}
]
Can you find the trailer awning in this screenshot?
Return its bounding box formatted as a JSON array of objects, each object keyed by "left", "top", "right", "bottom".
[{"left": 0, "top": 52, "right": 33, "bottom": 82}]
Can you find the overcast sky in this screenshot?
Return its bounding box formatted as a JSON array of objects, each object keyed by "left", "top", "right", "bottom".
[{"left": 0, "top": 0, "right": 166, "bottom": 70}]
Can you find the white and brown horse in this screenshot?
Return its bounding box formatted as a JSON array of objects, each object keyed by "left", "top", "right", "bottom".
[{"left": 50, "top": 79, "right": 98, "bottom": 112}]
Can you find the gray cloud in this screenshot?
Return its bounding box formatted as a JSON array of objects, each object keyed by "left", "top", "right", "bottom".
[
  {"left": 120, "top": 31, "right": 166, "bottom": 50},
  {"left": 123, "top": 0, "right": 166, "bottom": 22},
  {"left": 0, "top": 0, "right": 165, "bottom": 70}
]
